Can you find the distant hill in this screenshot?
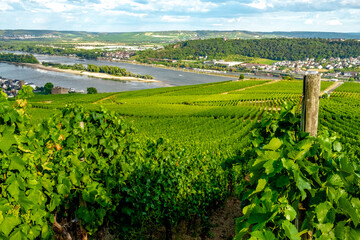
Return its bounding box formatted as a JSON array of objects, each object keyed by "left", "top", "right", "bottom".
[
  {"left": 0, "top": 30, "right": 359, "bottom": 43},
  {"left": 264, "top": 31, "right": 360, "bottom": 40},
  {"left": 135, "top": 38, "right": 360, "bottom": 61},
  {"left": 0, "top": 30, "right": 280, "bottom": 43}
]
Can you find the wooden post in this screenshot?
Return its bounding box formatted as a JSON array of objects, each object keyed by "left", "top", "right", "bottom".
[
  {"left": 300, "top": 73, "right": 321, "bottom": 137},
  {"left": 297, "top": 73, "right": 321, "bottom": 240}
]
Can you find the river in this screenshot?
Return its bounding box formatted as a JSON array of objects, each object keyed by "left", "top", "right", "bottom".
[{"left": 0, "top": 51, "right": 274, "bottom": 93}]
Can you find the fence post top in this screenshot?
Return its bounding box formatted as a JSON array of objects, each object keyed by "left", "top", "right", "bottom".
[{"left": 305, "top": 73, "right": 322, "bottom": 77}]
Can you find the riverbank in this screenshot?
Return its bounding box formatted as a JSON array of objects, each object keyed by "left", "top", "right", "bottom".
[
  {"left": 98, "top": 58, "right": 240, "bottom": 79},
  {"left": 9, "top": 62, "right": 160, "bottom": 83},
  {"left": 129, "top": 61, "right": 239, "bottom": 79}
]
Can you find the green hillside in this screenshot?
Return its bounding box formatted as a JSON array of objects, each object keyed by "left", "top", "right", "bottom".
[{"left": 135, "top": 38, "right": 360, "bottom": 61}]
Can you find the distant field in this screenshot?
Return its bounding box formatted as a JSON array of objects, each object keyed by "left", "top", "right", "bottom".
[
  {"left": 223, "top": 55, "right": 276, "bottom": 65},
  {"left": 333, "top": 82, "right": 360, "bottom": 93}
]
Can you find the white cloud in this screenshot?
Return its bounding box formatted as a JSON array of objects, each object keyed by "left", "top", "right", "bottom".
[
  {"left": 340, "top": 0, "right": 360, "bottom": 6},
  {"left": 95, "top": 0, "right": 139, "bottom": 10},
  {"left": 161, "top": 15, "right": 190, "bottom": 22},
  {"left": 0, "top": 2, "right": 13, "bottom": 11},
  {"left": 245, "top": 0, "right": 274, "bottom": 10},
  {"left": 243, "top": 0, "right": 360, "bottom": 11},
  {"left": 228, "top": 17, "right": 242, "bottom": 23},
  {"left": 101, "top": 10, "right": 147, "bottom": 17},
  {"left": 326, "top": 19, "right": 342, "bottom": 25},
  {"left": 28, "top": 0, "right": 78, "bottom": 13},
  {"left": 304, "top": 19, "right": 313, "bottom": 24},
  {"left": 129, "top": 0, "right": 217, "bottom": 13},
  {"left": 64, "top": 14, "right": 75, "bottom": 22}
]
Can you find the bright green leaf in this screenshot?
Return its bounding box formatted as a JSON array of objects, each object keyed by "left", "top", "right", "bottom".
[
  {"left": 7, "top": 180, "right": 21, "bottom": 201},
  {"left": 295, "top": 172, "right": 311, "bottom": 200},
  {"left": 0, "top": 215, "right": 21, "bottom": 237},
  {"left": 263, "top": 138, "right": 282, "bottom": 151},
  {"left": 282, "top": 220, "right": 301, "bottom": 240},
  {"left": 263, "top": 160, "right": 275, "bottom": 175},
  {"left": 285, "top": 205, "right": 297, "bottom": 221},
  {"left": 326, "top": 174, "right": 344, "bottom": 187},
  {"left": 47, "top": 194, "right": 61, "bottom": 212},
  {"left": 333, "top": 141, "right": 342, "bottom": 152},
  {"left": 250, "top": 229, "right": 276, "bottom": 240},
  {"left": 315, "top": 202, "right": 334, "bottom": 224},
  {"left": 250, "top": 179, "right": 267, "bottom": 196},
  {"left": 9, "top": 227, "right": 27, "bottom": 240},
  {"left": 9, "top": 156, "right": 26, "bottom": 172},
  {"left": 316, "top": 223, "right": 334, "bottom": 234},
  {"left": 339, "top": 197, "right": 359, "bottom": 227}
]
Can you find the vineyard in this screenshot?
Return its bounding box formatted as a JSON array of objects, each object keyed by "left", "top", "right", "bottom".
[{"left": 1, "top": 79, "right": 360, "bottom": 239}]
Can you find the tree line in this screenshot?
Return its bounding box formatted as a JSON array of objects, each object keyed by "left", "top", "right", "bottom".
[
  {"left": 0, "top": 42, "right": 100, "bottom": 59},
  {"left": 42, "top": 62, "right": 154, "bottom": 79},
  {"left": 135, "top": 38, "right": 360, "bottom": 61},
  {"left": 0, "top": 53, "right": 39, "bottom": 64}
]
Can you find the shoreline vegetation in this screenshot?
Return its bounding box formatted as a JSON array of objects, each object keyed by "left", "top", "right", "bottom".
[
  {"left": 41, "top": 61, "right": 155, "bottom": 80},
  {"left": 123, "top": 60, "right": 241, "bottom": 79},
  {"left": 0, "top": 52, "right": 39, "bottom": 64},
  {"left": 11, "top": 62, "right": 159, "bottom": 83}
]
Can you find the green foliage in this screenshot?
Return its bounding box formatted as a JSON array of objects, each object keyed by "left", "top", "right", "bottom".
[
  {"left": 42, "top": 62, "right": 86, "bottom": 71},
  {"left": 0, "top": 43, "right": 100, "bottom": 59},
  {"left": 87, "top": 87, "right": 97, "bottom": 94},
  {"left": 42, "top": 62, "right": 154, "bottom": 79},
  {"left": 16, "top": 85, "right": 34, "bottom": 100},
  {"left": 0, "top": 98, "right": 229, "bottom": 238},
  {"left": 227, "top": 102, "right": 360, "bottom": 239},
  {"left": 43, "top": 82, "right": 53, "bottom": 95},
  {"left": 283, "top": 76, "right": 295, "bottom": 80},
  {"left": 0, "top": 96, "right": 45, "bottom": 239},
  {"left": 239, "top": 74, "right": 245, "bottom": 80},
  {"left": 0, "top": 53, "right": 39, "bottom": 64},
  {"left": 0, "top": 89, "right": 7, "bottom": 101},
  {"left": 135, "top": 38, "right": 360, "bottom": 61}
]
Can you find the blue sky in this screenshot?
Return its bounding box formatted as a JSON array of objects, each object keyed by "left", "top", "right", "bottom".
[{"left": 0, "top": 0, "right": 359, "bottom": 32}]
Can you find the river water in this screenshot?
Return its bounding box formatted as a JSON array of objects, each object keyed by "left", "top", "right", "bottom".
[
  {"left": 0, "top": 51, "right": 276, "bottom": 92},
  {"left": 0, "top": 51, "right": 236, "bottom": 93}
]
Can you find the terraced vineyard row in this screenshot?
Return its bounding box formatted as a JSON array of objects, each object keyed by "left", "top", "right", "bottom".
[
  {"left": 133, "top": 112, "right": 261, "bottom": 153},
  {"left": 333, "top": 82, "right": 360, "bottom": 93},
  {"left": 319, "top": 89, "right": 360, "bottom": 160},
  {"left": 27, "top": 80, "right": 340, "bottom": 155}
]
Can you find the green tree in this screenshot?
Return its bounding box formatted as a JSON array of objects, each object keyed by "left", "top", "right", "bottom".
[
  {"left": 16, "top": 85, "right": 34, "bottom": 99},
  {"left": 87, "top": 87, "right": 98, "bottom": 94},
  {"left": 44, "top": 82, "right": 53, "bottom": 94},
  {"left": 239, "top": 74, "right": 245, "bottom": 80}
]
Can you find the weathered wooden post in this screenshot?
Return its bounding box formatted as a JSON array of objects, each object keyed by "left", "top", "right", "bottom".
[
  {"left": 300, "top": 73, "right": 321, "bottom": 137},
  {"left": 297, "top": 73, "right": 321, "bottom": 240}
]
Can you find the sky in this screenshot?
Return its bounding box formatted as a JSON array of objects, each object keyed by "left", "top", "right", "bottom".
[{"left": 0, "top": 0, "right": 359, "bottom": 33}]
